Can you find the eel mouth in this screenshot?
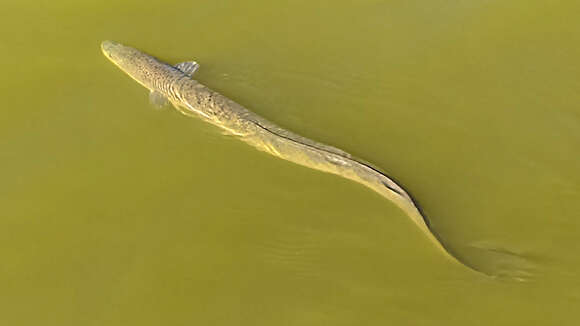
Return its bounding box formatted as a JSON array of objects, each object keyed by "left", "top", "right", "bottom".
[
  {"left": 100, "top": 40, "right": 128, "bottom": 64},
  {"left": 100, "top": 40, "right": 119, "bottom": 58}
]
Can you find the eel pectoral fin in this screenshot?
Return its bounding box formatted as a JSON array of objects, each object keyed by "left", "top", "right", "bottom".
[
  {"left": 175, "top": 61, "right": 199, "bottom": 77},
  {"left": 148, "top": 61, "right": 200, "bottom": 107},
  {"left": 149, "top": 91, "right": 169, "bottom": 108}
]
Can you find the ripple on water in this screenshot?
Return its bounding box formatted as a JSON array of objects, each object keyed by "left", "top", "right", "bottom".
[
  {"left": 465, "top": 241, "right": 538, "bottom": 282},
  {"left": 256, "top": 226, "right": 325, "bottom": 281}
]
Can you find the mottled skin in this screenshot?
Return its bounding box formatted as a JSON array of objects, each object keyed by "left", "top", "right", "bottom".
[{"left": 101, "top": 40, "right": 474, "bottom": 272}]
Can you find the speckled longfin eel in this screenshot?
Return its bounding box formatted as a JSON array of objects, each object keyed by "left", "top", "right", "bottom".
[{"left": 101, "top": 40, "right": 478, "bottom": 274}]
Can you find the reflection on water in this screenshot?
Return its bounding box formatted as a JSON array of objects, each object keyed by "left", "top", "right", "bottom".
[{"left": 1, "top": 0, "right": 580, "bottom": 325}]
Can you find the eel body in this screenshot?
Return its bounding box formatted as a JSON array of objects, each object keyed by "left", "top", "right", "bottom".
[{"left": 101, "top": 40, "right": 473, "bottom": 272}]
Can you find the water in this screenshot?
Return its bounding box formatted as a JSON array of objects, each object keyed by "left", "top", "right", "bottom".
[{"left": 2, "top": 0, "right": 579, "bottom": 325}]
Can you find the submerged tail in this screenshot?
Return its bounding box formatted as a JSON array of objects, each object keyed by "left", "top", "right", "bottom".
[{"left": 360, "top": 161, "right": 533, "bottom": 280}]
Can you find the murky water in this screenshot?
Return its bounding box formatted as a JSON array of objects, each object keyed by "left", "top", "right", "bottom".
[{"left": 2, "top": 0, "right": 579, "bottom": 325}]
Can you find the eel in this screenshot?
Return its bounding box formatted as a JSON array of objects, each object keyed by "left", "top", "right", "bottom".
[{"left": 101, "top": 40, "right": 477, "bottom": 273}]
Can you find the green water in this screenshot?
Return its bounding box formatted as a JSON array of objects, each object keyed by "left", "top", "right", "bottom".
[{"left": 2, "top": 0, "right": 579, "bottom": 325}]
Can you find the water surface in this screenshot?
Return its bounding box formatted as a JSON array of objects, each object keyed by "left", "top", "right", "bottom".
[{"left": 1, "top": 0, "right": 579, "bottom": 325}]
